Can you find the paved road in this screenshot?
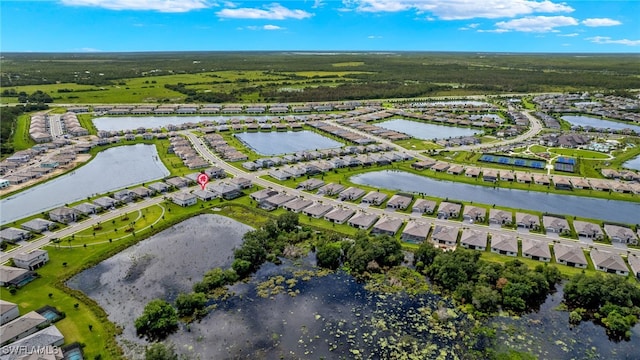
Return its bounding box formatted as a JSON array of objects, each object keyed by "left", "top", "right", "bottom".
[
  {"left": 0, "top": 197, "right": 165, "bottom": 264},
  {"left": 48, "top": 114, "right": 64, "bottom": 138},
  {"left": 183, "top": 132, "right": 639, "bottom": 259}
]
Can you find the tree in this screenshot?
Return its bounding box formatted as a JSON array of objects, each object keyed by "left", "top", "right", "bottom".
[
  {"left": 175, "top": 292, "right": 207, "bottom": 317},
  {"left": 277, "top": 212, "right": 299, "bottom": 233},
  {"left": 316, "top": 242, "right": 342, "bottom": 269},
  {"left": 135, "top": 299, "right": 179, "bottom": 341},
  {"left": 414, "top": 242, "right": 440, "bottom": 270}
]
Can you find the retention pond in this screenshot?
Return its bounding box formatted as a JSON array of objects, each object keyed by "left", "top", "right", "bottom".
[{"left": 350, "top": 170, "right": 640, "bottom": 223}]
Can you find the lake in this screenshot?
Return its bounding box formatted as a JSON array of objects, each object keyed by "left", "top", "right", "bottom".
[
  {"left": 561, "top": 115, "right": 640, "bottom": 133},
  {"left": 0, "top": 144, "right": 169, "bottom": 225},
  {"left": 67, "top": 214, "right": 252, "bottom": 358},
  {"left": 69, "top": 215, "right": 638, "bottom": 359},
  {"left": 93, "top": 115, "right": 303, "bottom": 132},
  {"left": 623, "top": 154, "right": 640, "bottom": 171},
  {"left": 350, "top": 170, "right": 640, "bottom": 223},
  {"left": 376, "top": 119, "right": 479, "bottom": 140},
  {"left": 235, "top": 130, "right": 343, "bottom": 155}
]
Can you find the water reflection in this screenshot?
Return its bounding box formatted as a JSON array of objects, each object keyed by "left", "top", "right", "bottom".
[
  {"left": 0, "top": 144, "right": 169, "bottom": 224},
  {"left": 350, "top": 170, "right": 640, "bottom": 223}
]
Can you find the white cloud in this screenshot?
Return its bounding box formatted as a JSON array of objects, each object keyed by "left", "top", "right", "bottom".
[
  {"left": 343, "top": 0, "right": 574, "bottom": 20},
  {"left": 60, "top": 0, "right": 210, "bottom": 12},
  {"left": 79, "top": 47, "right": 102, "bottom": 52},
  {"left": 586, "top": 36, "right": 640, "bottom": 46},
  {"left": 557, "top": 32, "right": 578, "bottom": 37},
  {"left": 582, "top": 18, "right": 622, "bottom": 27},
  {"left": 367, "top": 35, "right": 383, "bottom": 39},
  {"left": 217, "top": 3, "right": 312, "bottom": 19},
  {"left": 459, "top": 22, "right": 480, "bottom": 30},
  {"left": 240, "top": 24, "right": 286, "bottom": 31},
  {"left": 263, "top": 24, "right": 284, "bottom": 30},
  {"left": 495, "top": 16, "right": 578, "bottom": 32}
]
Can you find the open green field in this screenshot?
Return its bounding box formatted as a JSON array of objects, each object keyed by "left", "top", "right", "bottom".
[
  {"left": 3, "top": 52, "right": 640, "bottom": 104},
  {"left": 13, "top": 114, "right": 35, "bottom": 151},
  {"left": 394, "top": 138, "right": 443, "bottom": 151}
]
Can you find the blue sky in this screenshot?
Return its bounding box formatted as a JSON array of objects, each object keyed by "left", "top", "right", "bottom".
[{"left": 1, "top": 0, "right": 639, "bottom": 52}]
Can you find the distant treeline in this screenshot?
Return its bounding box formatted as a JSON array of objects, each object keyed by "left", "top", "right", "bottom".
[{"left": 2, "top": 52, "right": 639, "bottom": 92}]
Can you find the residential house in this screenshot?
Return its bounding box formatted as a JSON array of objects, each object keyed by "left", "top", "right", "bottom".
[
  {"left": 268, "top": 169, "right": 290, "bottom": 181},
  {"left": 489, "top": 209, "right": 512, "bottom": 226},
  {"left": 229, "top": 177, "right": 252, "bottom": 190},
  {"left": 21, "top": 219, "right": 56, "bottom": 233},
  {"left": 317, "top": 183, "right": 345, "bottom": 196},
  {"left": 0, "top": 300, "right": 19, "bottom": 325},
  {"left": 412, "top": 199, "right": 436, "bottom": 214},
  {"left": 542, "top": 216, "right": 570, "bottom": 235},
  {"left": 463, "top": 205, "right": 486, "bottom": 223},
  {"left": 464, "top": 167, "right": 481, "bottom": 178},
  {"left": 627, "top": 254, "right": 640, "bottom": 280},
  {"left": 500, "top": 171, "right": 515, "bottom": 182},
  {"left": 553, "top": 176, "right": 573, "bottom": 190},
  {"left": 0, "top": 311, "right": 48, "bottom": 346},
  {"left": 282, "top": 198, "right": 313, "bottom": 213},
  {"left": 490, "top": 233, "right": 518, "bottom": 256},
  {"left": 324, "top": 208, "right": 356, "bottom": 224},
  {"left": 208, "top": 182, "right": 242, "bottom": 200},
  {"left": 386, "top": 194, "right": 413, "bottom": 210},
  {"left": 516, "top": 173, "right": 533, "bottom": 184},
  {"left": 521, "top": 238, "right": 551, "bottom": 262},
  {"left": 0, "top": 228, "right": 32, "bottom": 244},
  {"left": 302, "top": 203, "right": 334, "bottom": 218},
  {"left": 361, "top": 191, "right": 388, "bottom": 206},
  {"left": 0, "top": 266, "right": 34, "bottom": 287},
  {"left": 411, "top": 160, "right": 436, "bottom": 170},
  {"left": 12, "top": 250, "right": 49, "bottom": 271},
  {"left": 93, "top": 196, "right": 117, "bottom": 209},
  {"left": 192, "top": 189, "right": 217, "bottom": 201},
  {"left": 590, "top": 249, "right": 629, "bottom": 276},
  {"left": 297, "top": 178, "right": 325, "bottom": 191},
  {"left": 460, "top": 229, "right": 488, "bottom": 250},
  {"left": 172, "top": 192, "right": 197, "bottom": 207},
  {"left": 250, "top": 189, "right": 279, "bottom": 202},
  {"left": 260, "top": 193, "right": 295, "bottom": 211},
  {"left": 573, "top": 221, "right": 604, "bottom": 240},
  {"left": 515, "top": 212, "right": 540, "bottom": 230},
  {"left": 431, "top": 162, "right": 450, "bottom": 172},
  {"left": 72, "top": 202, "right": 100, "bottom": 216},
  {"left": 533, "top": 174, "right": 551, "bottom": 186},
  {"left": 431, "top": 225, "right": 459, "bottom": 249},
  {"left": 338, "top": 187, "right": 366, "bottom": 201},
  {"left": 570, "top": 178, "right": 590, "bottom": 189},
  {"left": 166, "top": 176, "right": 190, "bottom": 189},
  {"left": 130, "top": 186, "right": 152, "bottom": 199},
  {"left": 482, "top": 169, "right": 499, "bottom": 182},
  {"left": 446, "top": 165, "right": 464, "bottom": 175},
  {"left": 553, "top": 243, "right": 587, "bottom": 268},
  {"left": 348, "top": 212, "right": 379, "bottom": 230},
  {"left": 401, "top": 220, "right": 430, "bottom": 243},
  {"left": 205, "top": 167, "right": 226, "bottom": 179},
  {"left": 0, "top": 325, "right": 64, "bottom": 359},
  {"left": 371, "top": 217, "right": 403, "bottom": 236},
  {"left": 437, "top": 202, "right": 462, "bottom": 219},
  {"left": 113, "top": 189, "right": 134, "bottom": 203},
  {"left": 148, "top": 182, "right": 169, "bottom": 193},
  {"left": 48, "top": 207, "right": 77, "bottom": 224},
  {"left": 604, "top": 224, "right": 638, "bottom": 245}
]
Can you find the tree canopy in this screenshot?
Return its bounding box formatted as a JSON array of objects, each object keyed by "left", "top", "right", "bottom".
[{"left": 135, "top": 299, "right": 179, "bottom": 341}]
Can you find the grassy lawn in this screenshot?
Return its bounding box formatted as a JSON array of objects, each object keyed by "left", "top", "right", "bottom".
[
  {"left": 68, "top": 204, "right": 165, "bottom": 246},
  {"left": 480, "top": 249, "right": 590, "bottom": 278},
  {"left": 77, "top": 113, "right": 98, "bottom": 135},
  {"left": 7, "top": 242, "right": 122, "bottom": 360},
  {"left": 394, "top": 138, "right": 442, "bottom": 151},
  {"left": 548, "top": 147, "right": 610, "bottom": 160},
  {"left": 13, "top": 114, "right": 36, "bottom": 151}
]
